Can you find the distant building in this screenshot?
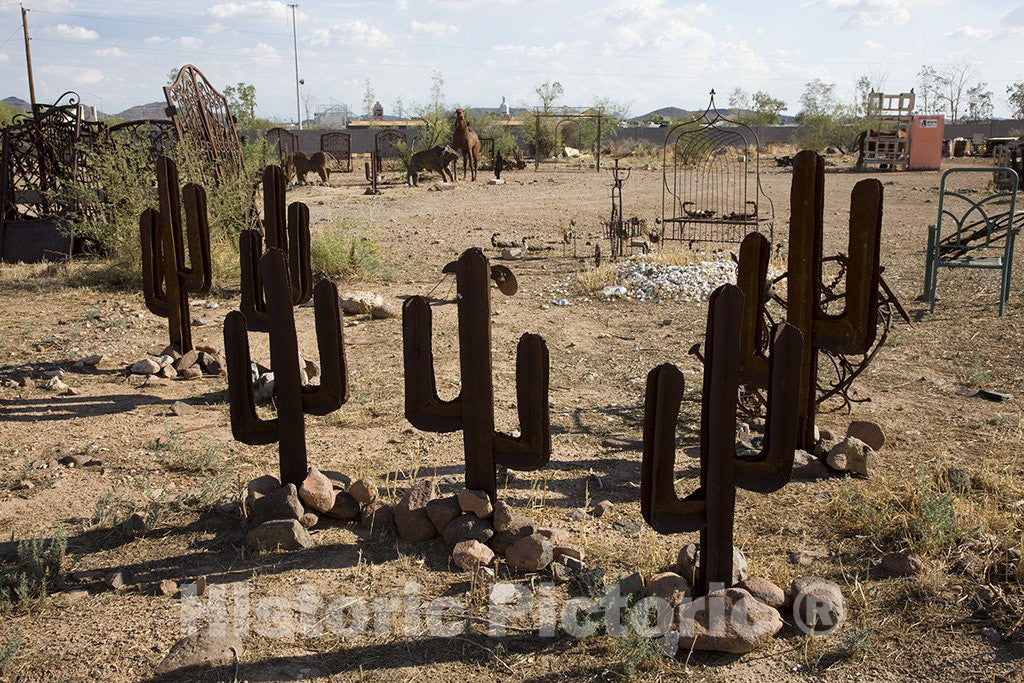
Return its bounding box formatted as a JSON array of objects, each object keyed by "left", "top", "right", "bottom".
[
  {"left": 500, "top": 96, "right": 509, "bottom": 117},
  {"left": 372, "top": 101, "right": 383, "bottom": 119}
]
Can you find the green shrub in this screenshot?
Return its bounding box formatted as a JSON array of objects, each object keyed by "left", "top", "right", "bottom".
[
  {"left": 311, "top": 221, "right": 381, "bottom": 281},
  {"left": 6, "top": 531, "right": 66, "bottom": 606},
  {"left": 0, "top": 631, "right": 19, "bottom": 677},
  {"left": 54, "top": 135, "right": 273, "bottom": 290}
]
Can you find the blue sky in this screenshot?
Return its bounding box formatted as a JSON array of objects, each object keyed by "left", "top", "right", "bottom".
[{"left": 2, "top": 0, "right": 1024, "bottom": 119}]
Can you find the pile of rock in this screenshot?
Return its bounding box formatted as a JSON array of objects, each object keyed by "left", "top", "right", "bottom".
[
  {"left": 129, "top": 344, "right": 225, "bottom": 385},
  {"left": 616, "top": 255, "right": 740, "bottom": 302},
  {"left": 392, "top": 479, "right": 580, "bottom": 579},
  {"left": 616, "top": 544, "right": 845, "bottom": 654},
  {"left": 251, "top": 357, "right": 320, "bottom": 404},
  {"left": 816, "top": 420, "right": 885, "bottom": 477},
  {"left": 244, "top": 469, "right": 381, "bottom": 552}
]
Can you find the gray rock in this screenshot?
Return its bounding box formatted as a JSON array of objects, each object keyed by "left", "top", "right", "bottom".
[
  {"left": 489, "top": 524, "right": 535, "bottom": 554},
  {"left": 677, "top": 543, "right": 748, "bottom": 586},
  {"left": 847, "top": 420, "right": 885, "bottom": 451},
  {"left": 394, "top": 479, "right": 438, "bottom": 541},
  {"left": 179, "top": 366, "right": 202, "bottom": 381},
  {"left": 443, "top": 514, "right": 494, "bottom": 546},
  {"left": 176, "top": 349, "right": 200, "bottom": 371},
  {"left": 737, "top": 576, "right": 786, "bottom": 608},
  {"left": 155, "top": 626, "right": 243, "bottom": 675},
  {"left": 246, "top": 519, "right": 314, "bottom": 552},
  {"left": 357, "top": 503, "right": 395, "bottom": 537},
  {"left": 452, "top": 540, "right": 495, "bottom": 570},
  {"left": 299, "top": 467, "right": 337, "bottom": 513},
  {"left": 349, "top": 478, "right": 378, "bottom": 505},
  {"left": 458, "top": 489, "right": 493, "bottom": 518},
  {"left": 370, "top": 303, "right": 398, "bottom": 319},
  {"left": 505, "top": 532, "right": 553, "bottom": 572},
  {"left": 881, "top": 551, "right": 924, "bottom": 576},
  {"left": 788, "top": 577, "right": 846, "bottom": 632},
  {"left": 170, "top": 400, "right": 195, "bottom": 417},
  {"left": 246, "top": 482, "right": 303, "bottom": 527},
  {"left": 678, "top": 588, "right": 783, "bottom": 654},
  {"left": 323, "top": 491, "right": 361, "bottom": 520},
  {"left": 827, "top": 437, "right": 872, "bottom": 476},
  {"left": 300, "top": 512, "right": 319, "bottom": 529},
  {"left": 590, "top": 499, "right": 614, "bottom": 518},
  {"left": 131, "top": 358, "right": 161, "bottom": 375},
  {"left": 647, "top": 572, "right": 692, "bottom": 606},
  {"left": 619, "top": 571, "right": 645, "bottom": 595},
  {"left": 426, "top": 495, "right": 462, "bottom": 534},
  {"left": 792, "top": 449, "right": 830, "bottom": 480}
]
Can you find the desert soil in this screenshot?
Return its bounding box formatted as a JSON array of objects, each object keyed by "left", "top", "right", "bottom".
[{"left": 0, "top": 155, "right": 1022, "bottom": 682}]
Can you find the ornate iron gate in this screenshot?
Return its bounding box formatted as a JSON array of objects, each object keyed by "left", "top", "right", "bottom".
[
  {"left": 661, "top": 91, "right": 773, "bottom": 245},
  {"left": 163, "top": 64, "right": 243, "bottom": 180},
  {"left": 321, "top": 132, "right": 352, "bottom": 172},
  {"left": 374, "top": 129, "right": 407, "bottom": 174},
  {"left": 266, "top": 127, "right": 298, "bottom": 166}
]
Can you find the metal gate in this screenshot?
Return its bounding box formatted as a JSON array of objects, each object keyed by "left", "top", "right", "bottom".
[
  {"left": 163, "top": 64, "right": 243, "bottom": 180},
  {"left": 661, "top": 91, "right": 773, "bottom": 245},
  {"left": 374, "top": 129, "right": 407, "bottom": 174},
  {"left": 266, "top": 127, "right": 298, "bottom": 166},
  {"left": 321, "top": 132, "right": 352, "bottom": 172}
]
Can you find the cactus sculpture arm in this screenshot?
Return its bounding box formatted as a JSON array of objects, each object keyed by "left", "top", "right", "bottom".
[
  {"left": 225, "top": 247, "right": 348, "bottom": 486},
  {"left": 402, "top": 247, "right": 549, "bottom": 501},
  {"left": 240, "top": 165, "right": 313, "bottom": 333},
  {"left": 641, "top": 283, "right": 802, "bottom": 595},
  {"left": 139, "top": 156, "right": 212, "bottom": 353},
  {"left": 493, "top": 333, "right": 551, "bottom": 471}
]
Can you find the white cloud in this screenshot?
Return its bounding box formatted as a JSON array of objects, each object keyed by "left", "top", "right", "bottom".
[
  {"left": 175, "top": 36, "right": 202, "bottom": 48},
  {"left": 238, "top": 42, "right": 282, "bottom": 65},
  {"left": 410, "top": 21, "right": 460, "bottom": 37},
  {"left": 815, "top": 0, "right": 919, "bottom": 27},
  {"left": 396, "top": 0, "right": 409, "bottom": 8},
  {"left": 40, "top": 65, "right": 104, "bottom": 85},
  {"left": 945, "top": 25, "right": 993, "bottom": 40},
  {"left": 309, "top": 21, "right": 393, "bottom": 47},
  {"left": 45, "top": 24, "right": 99, "bottom": 41},
  {"left": 145, "top": 36, "right": 166, "bottom": 44},
  {"left": 862, "top": 39, "right": 882, "bottom": 49},
  {"left": 0, "top": 53, "right": 9, "bottom": 63},
  {"left": 208, "top": 1, "right": 296, "bottom": 21},
  {"left": 93, "top": 47, "right": 125, "bottom": 57}
]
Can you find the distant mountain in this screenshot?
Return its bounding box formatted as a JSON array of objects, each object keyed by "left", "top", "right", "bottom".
[
  {"left": 633, "top": 106, "right": 796, "bottom": 125},
  {"left": 2, "top": 96, "right": 31, "bottom": 112},
  {"left": 113, "top": 101, "right": 169, "bottom": 121}
]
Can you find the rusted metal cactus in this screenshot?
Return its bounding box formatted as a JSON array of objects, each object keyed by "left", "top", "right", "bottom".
[
  {"left": 240, "top": 164, "right": 313, "bottom": 332},
  {"left": 140, "top": 155, "right": 212, "bottom": 353},
  {"left": 224, "top": 248, "right": 348, "bottom": 486},
  {"left": 402, "top": 248, "right": 550, "bottom": 501},
  {"left": 642, "top": 284, "right": 802, "bottom": 596}
]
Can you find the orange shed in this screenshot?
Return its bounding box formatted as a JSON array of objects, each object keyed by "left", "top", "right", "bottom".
[{"left": 908, "top": 115, "right": 944, "bottom": 170}]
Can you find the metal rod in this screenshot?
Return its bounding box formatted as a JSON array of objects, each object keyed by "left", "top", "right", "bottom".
[
  {"left": 289, "top": 3, "right": 301, "bottom": 130},
  {"left": 21, "top": 5, "right": 35, "bottom": 109}
]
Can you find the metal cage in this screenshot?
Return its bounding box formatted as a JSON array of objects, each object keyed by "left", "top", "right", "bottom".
[{"left": 661, "top": 91, "right": 773, "bottom": 245}]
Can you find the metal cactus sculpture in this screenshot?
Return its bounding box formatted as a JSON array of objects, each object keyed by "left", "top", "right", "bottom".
[
  {"left": 140, "top": 155, "right": 212, "bottom": 353},
  {"left": 726, "top": 150, "right": 883, "bottom": 451},
  {"left": 402, "top": 248, "right": 550, "bottom": 502},
  {"left": 224, "top": 248, "right": 348, "bottom": 486},
  {"left": 642, "top": 284, "right": 802, "bottom": 596},
  {"left": 240, "top": 164, "right": 313, "bottom": 333}
]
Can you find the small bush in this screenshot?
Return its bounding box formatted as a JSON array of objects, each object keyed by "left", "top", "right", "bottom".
[
  {"left": 6, "top": 531, "right": 67, "bottom": 606},
  {"left": 0, "top": 631, "right": 19, "bottom": 677},
  {"left": 311, "top": 221, "right": 381, "bottom": 281}
]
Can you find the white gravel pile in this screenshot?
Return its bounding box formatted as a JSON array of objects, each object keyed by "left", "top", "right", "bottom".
[{"left": 614, "top": 256, "right": 738, "bottom": 302}]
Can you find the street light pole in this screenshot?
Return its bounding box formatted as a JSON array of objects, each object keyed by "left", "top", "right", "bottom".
[
  {"left": 289, "top": 3, "right": 301, "bottom": 130},
  {"left": 21, "top": 5, "right": 36, "bottom": 109}
]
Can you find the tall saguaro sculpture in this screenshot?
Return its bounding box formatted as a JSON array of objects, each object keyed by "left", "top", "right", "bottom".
[
  {"left": 240, "top": 164, "right": 313, "bottom": 332},
  {"left": 224, "top": 248, "right": 348, "bottom": 486},
  {"left": 402, "top": 248, "right": 550, "bottom": 502},
  {"left": 731, "top": 150, "right": 882, "bottom": 450},
  {"left": 140, "top": 156, "right": 212, "bottom": 353},
  {"left": 642, "top": 284, "right": 802, "bottom": 596}
]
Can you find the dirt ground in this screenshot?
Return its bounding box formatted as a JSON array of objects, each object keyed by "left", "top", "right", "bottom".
[{"left": 1, "top": 154, "right": 1023, "bottom": 682}]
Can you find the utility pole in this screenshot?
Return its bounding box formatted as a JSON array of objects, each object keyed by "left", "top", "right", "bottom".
[
  {"left": 21, "top": 5, "right": 36, "bottom": 109},
  {"left": 289, "top": 4, "right": 301, "bottom": 130}
]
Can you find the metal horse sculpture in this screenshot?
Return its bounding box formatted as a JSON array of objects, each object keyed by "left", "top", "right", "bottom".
[
  {"left": 642, "top": 284, "right": 802, "bottom": 596},
  {"left": 402, "top": 248, "right": 549, "bottom": 501},
  {"left": 452, "top": 109, "right": 481, "bottom": 182}
]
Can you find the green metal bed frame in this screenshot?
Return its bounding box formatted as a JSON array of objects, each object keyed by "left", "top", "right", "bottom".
[{"left": 923, "top": 167, "right": 1022, "bottom": 316}]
